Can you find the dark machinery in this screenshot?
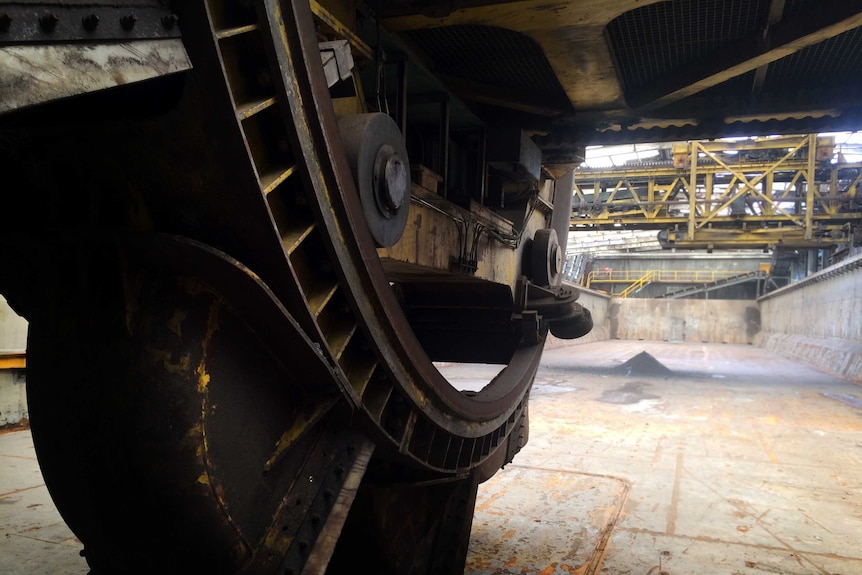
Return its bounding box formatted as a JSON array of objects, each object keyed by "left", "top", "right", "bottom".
[
  {"left": 0, "top": 1, "right": 586, "bottom": 573},
  {"left": 1, "top": 1, "right": 861, "bottom": 574}
]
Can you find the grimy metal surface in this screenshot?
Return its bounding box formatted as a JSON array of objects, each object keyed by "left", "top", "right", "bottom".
[
  {"left": 0, "top": 0, "right": 585, "bottom": 573},
  {"left": 0, "top": 1, "right": 861, "bottom": 573}
]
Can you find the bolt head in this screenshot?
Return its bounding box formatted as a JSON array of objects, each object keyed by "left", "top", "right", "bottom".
[
  {"left": 550, "top": 244, "right": 562, "bottom": 275},
  {"left": 372, "top": 146, "right": 407, "bottom": 216},
  {"left": 82, "top": 14, "right": 100, "bottom": 32},
  {"left": 39, "top": 12, "right": 58, "bottom": 32},
  {"left": 120, "top": 14, "right": 137, "bottom": 31},
  {"left": 382, "top": 155, "right": 407, "bottom": 211},
  {"left": 161, "top": 14, "right": 179, "bottom": 30}
]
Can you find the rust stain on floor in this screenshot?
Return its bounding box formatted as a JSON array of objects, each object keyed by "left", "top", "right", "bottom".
[
  {"left": 461, "top": 341, "right": 862, "bottom": 575},
  {"left": 466, "top": 467, "right": 630, "bottom": 575}
]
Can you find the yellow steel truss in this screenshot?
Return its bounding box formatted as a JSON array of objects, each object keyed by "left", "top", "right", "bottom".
[{"left": 571, "top": 135, "right": 862, "bottom": 250}]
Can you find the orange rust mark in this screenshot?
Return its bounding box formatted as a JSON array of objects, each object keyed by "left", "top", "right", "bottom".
[
  {"left": 539, "top": 566, "right": 555, "bottom": 575},
  {"left": 759, "top": 436, "right": 779, "bottom": 463},
  {"left": 0, "top": 484, "right": 45, "bottom": 498},
  {"left": 589, "top": 505, "right": 613, "bottom": 529},
  {"left": 502, "top": 529, "right": 516, "bottom": 540},
  {"left": 475, "top": 484, "right": 510, "bottom": 511}
]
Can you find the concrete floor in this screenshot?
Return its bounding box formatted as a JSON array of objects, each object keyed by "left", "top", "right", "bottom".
[{"left": 2, "top": 340, "right": 862, "bottom": 574}]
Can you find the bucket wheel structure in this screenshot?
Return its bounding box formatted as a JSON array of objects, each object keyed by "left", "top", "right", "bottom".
[{"left": 0, "top": 1, "right": 590, "bottom": 573}]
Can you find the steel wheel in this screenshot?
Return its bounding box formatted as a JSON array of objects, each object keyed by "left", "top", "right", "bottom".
[{"left": 0, "top": 1, "right": 570, "bottom": 573}]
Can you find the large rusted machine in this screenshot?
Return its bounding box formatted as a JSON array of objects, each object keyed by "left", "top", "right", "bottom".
[{"left": 1, "top": 1, "right": 861, "bottom": 574}]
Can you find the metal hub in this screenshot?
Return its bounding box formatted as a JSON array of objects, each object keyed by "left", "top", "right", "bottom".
[
  {"left": 531, "top": 228, "right": 562, "bottom": 287},
  {"left": 338, "top": 112, "right": 411, "bottom": 247},
  {"left": 373, "top": 144, "right": 407, "bottom": 215}
]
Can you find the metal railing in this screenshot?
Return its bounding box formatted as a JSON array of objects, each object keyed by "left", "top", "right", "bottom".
[
  {"left": 617, "top": 271, "right": 654, "bottom": 298},
  {"left": 585, "top": 269, "right": 751, "bottom": 288}
]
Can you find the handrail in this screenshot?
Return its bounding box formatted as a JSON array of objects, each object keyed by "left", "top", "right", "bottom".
[
  {"left": 585, "top": 269, "right": 755, "bottom": 287},
  {"left": 618, "top": 271, "right": 653, "bottom": 298}
]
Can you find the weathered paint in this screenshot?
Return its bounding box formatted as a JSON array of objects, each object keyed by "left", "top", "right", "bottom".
[{"left": 0, "top": 40, "right": 191, "bottom": 114}]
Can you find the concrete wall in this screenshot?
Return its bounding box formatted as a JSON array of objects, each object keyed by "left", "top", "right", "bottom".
[
  {"left": 545, "top": 285, "right": 760, "bottom": 346},
  {"left": 757, "top": 254, "right": 862, "bottom": 382},
  {"left": 0, "top": 295, "right": 27, "bottom": 352},
  {"left": 0, "top": 370, "right": 27, "bottom": 428},
  {"left": 0, "top": 295, "right": 28, "bottom": 427},
  {"left": 609, "top": 298, "right": 760, "bottom": 344}
]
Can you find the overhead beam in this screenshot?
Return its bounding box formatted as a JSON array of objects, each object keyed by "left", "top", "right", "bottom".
[
  {"left": 630, "top": 0, "right": 862, "bottom": 112},
  {"left": 750, "top": 0, "right": 787, "bottom": 95},
  {"left": 436, "top": 73, "right": 569, "bottom": 117}
]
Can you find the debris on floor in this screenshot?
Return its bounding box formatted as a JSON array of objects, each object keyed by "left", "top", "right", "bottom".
[{"left": 611, "top": 351, "right": 673, "bottom": 378}]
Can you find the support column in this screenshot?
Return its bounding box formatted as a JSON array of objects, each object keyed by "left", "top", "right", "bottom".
[
  {"left": 805, "top": 134, "right": 816, "bottom": 240},
  {"left": 551, "top": 170, "right": 575, "bottom": 248}
]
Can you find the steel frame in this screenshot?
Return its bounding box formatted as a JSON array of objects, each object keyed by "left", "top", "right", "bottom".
[{"left": 572, "top": 134, "right": 862, "bottom": 249}]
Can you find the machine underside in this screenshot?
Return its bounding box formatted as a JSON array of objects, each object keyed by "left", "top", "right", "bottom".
[{"left": 0, "top": 0, "right": 860, "bottom": 573}]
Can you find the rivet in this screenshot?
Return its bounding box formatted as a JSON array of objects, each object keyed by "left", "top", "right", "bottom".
[
  {"left": 82, "top": 14, "right": 100, "bottom": 32},
  {"left": 39, "top": 12, "right": 59, "bottom": 32},
  {"left": 161, "top": 14, "right": 179, "bottom": 30},
  {"left": 120, "top": 14, "right": 137, "bottom": 31},
  {"left": 298, "top": 539, "right": 309, "bottom": 551},
  {"left": 0, "top": 14, "right": 11, "bottom": 32}
]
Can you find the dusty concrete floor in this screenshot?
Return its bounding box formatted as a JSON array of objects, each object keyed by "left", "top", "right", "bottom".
[
  {"left": 460, "top": 341, "right": 862, "bottom": 575},
  {"left": 1, "top": 341, "right": 861, "bottom": 574}
]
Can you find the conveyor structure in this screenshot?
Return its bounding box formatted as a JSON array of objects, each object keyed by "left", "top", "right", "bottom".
[{"left": 572, "top": 135, "right": 862, "bottom": 251}]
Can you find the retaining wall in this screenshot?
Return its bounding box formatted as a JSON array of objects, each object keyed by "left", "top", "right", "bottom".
[
  {"left": 609, "top": 298, "right": 760, "bottom": 344},
  {"left": 0, "top": 370, "right": 26, "bottom": 428},
  {"left": 545, "top": 286, "right": 760, "bottom": 346},
  {"left": 757, "top": 254, "right": 862, "bottom": 382},
  {"left": 0, "top": 295, "right": 28, "bottom": 427}
]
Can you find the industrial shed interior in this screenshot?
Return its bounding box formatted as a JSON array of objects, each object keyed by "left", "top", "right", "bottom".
[{"left": 1, "top": 1, "right": 861, "bottom": 574}]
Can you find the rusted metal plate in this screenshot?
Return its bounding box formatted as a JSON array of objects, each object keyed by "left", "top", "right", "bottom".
[{"left": 466, "top": 467, "right": 629, "bottom": 575}]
